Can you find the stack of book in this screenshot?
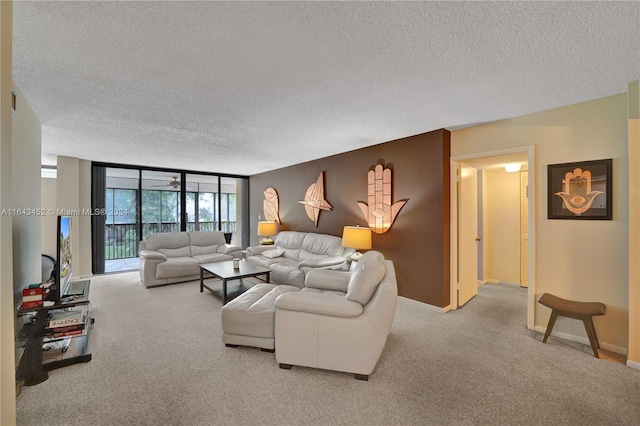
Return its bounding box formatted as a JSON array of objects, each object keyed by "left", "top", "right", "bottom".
[{"left": 46, "top": 310, "right": 86, "bottom": 338}]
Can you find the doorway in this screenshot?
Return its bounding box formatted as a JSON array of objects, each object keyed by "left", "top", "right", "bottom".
[
  {"left": 451, "top": 147, "right": 535, "bottom": 329},
  {"left": 480, "top": 164, "right": 528, "bottom": 287}
]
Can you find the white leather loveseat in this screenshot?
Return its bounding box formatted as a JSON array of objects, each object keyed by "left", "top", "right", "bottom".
[
  {"left": 246, "top": 231, "right": 355, "bottom": 287},
  {"left": 139, "top": 231, "right": 242, "bottom": 287}
]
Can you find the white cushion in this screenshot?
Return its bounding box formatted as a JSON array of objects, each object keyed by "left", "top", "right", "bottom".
[
  {"left": 189, "top": 231, "right": 227, "bottom": 255},
  {"left": 262, "top": 249, "right": 285, "bottom": 259},
  {"left": 222, "top": 284, "right": 300, "bottom": 339},
  {"left": 146, "top": 232, "right": 191, "bottom": 257},
  {"left": 193, "top": 253, "right": 231, "bottom": 264},
  {"left": 156, "top": 257, "right": 200, "bottom": 279},
  {"left": 221, "top": 284, "right": 278, "bottom": 339},
  {"left": 346, "top": 251, "right": 386, "bottom": 305},
  {"left": 273, "top": 231, "right": 307, "bottom": 260},
  {"left": 300, "top": 232, "right": 345, "bottom": 257},
  {"left": 305, "top": 269, "right": 351, "bottom": 293},
  {"left": 274, "top": 291, "right": 362, "bottom": 317}
]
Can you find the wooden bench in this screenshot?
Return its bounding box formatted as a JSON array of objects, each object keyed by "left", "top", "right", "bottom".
[{"left": 537, "top": 293, "right": 606, "bottom": 358}]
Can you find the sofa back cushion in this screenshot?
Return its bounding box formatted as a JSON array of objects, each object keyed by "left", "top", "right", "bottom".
[
  {"left": 298, "top": 232, "right": 345, "bottom": 260},
  {"left": 274, "top": 231, "right": 306, "bottom": 260},
  {"left": 189, "top": 231, "right": 226, "bottom": 255},
  {"left": 346, "top": 251, "right": 386, "bottom": 305},
  {"left": 145, "top": 232, "right": 191, "bottom": 257}
]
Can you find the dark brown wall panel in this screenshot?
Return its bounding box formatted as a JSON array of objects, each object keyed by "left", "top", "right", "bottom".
[{"left": 249, "top": 129, "right": 450, "bottom": 307}]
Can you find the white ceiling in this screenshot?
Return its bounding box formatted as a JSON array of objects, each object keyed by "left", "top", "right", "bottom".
[{"left": 12, "top": 1, "right": 640, "bottom": 176}]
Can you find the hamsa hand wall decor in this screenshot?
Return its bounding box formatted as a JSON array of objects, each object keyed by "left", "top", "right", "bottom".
[
  {"left": 554, "top": 168, "right": 602, "bottom": 214},
  {"left": 298, "top": 172, "right": 332, "bottom": 226},
  {"left": 357, "top": 164, "right": 407, "bottom": 234},
  {"left": 547, "top": 159, "right": 612, "bottom": 220},
  {"left": 263, "top": 187, "right": 280, "bottom": 223}
]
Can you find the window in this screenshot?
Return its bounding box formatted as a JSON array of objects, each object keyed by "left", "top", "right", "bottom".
[
  {"left": 94, "top": 164, "right": 249, "bottom": 274},
  {"left": 104, "top": 188, "right": 137, "bottom": 260}
]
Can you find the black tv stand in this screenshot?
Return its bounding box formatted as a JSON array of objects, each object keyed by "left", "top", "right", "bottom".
[{"left": 16, "top": 288, "right": 94, "bottom": 387}]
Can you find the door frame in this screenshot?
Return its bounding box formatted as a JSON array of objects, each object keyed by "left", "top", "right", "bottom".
[{"left": 450, "top": 146, "right": 536, "bottom": 330}]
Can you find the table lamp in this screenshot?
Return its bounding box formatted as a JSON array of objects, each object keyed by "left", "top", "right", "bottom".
[
  {"left": 257, "top": 221, "right": 277, "bottom": 245},
  {"left": 341, "top": 225, "right": 372, "bottom": 261}
]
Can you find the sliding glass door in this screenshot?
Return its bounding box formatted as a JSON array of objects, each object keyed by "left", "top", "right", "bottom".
[
  {"left": 141, "top": 171, "right": 183, "bottom": 239},
  {"left": 100, "top": 168, "right": 140, "bottom": 273},
  {"left": 93, "top": 164, "right": 249, "bottom": 274},
  {"left": 186, "top": 174, "right": 219, "bottom": 233}
]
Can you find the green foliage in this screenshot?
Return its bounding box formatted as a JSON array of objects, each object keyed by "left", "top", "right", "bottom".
[
  {"left": 104, "top": 187, "right": 239, "bottom": 260},
  {"left": 106, "top": 189, "right": 136, "bottom": 224}
]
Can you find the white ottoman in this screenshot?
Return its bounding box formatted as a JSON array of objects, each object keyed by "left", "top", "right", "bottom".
[{"left": 221, "top": 283, "right": 300, "bottom": 351}]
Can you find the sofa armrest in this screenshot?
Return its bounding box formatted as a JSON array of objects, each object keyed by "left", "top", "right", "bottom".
[
  {"left": 139, "top": 250, "right": 167, "bottom": 261},
  {"left": 305, "top": 269, "right": 351, "bottom": 292},
  {"left": 246, "top": 245, "right": 273, "bottom": 256},
  {"left": 298, "top": 256, "right": 346, "bottom": 268},
  {"left": 275, "top": 292, "right": 362, "bottom": 317},
  {"left": 217, "top": 244, "right": 241, "bottom": 255}
]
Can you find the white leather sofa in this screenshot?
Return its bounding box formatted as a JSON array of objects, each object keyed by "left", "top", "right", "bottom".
[
  {"left": 274, "top": 250, "right": 397, "bottom": 380},
  {"left": 139, "top": 231, "right": 242, "bottom": 287},
  {"left": 246, "top": 231, "right": 355, "bottom": 288}
]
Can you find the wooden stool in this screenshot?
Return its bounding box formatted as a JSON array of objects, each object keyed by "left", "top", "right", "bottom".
[{"left": 537, "top": 293, "right": 606, "bottom": 358}]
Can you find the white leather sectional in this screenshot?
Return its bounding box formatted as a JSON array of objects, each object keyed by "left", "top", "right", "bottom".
[{"left": 221, "top": 250, "right": 398, "bottom": 380}]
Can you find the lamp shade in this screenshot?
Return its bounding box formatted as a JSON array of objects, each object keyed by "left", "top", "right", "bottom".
[
  {"left": 257, "top": 221, "right": 277, "bottom": 237},
  {"left": 341, "top": 226, "right": 372, "bottom": 250}
]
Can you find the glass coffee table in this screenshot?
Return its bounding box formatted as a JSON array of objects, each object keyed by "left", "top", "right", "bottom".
[{"left": 199, "top": 261, "right": 271, "bottom": 305}]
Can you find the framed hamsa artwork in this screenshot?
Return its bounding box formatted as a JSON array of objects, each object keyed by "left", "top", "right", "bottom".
[{"left": 547, "top": 158, "right": 612, "bottom": 220}]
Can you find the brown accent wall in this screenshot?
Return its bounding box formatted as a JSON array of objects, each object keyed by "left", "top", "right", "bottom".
[{"left": 249, "top": 129, "right": 450, "bottom": 307}]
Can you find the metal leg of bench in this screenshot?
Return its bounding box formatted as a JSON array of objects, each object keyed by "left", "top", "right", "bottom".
[
  {"left": 542, "top": 311, "right": 558, "bottom": 343},
  {"left": 582, "top": 317, "right": 600, "bottom": 358}
]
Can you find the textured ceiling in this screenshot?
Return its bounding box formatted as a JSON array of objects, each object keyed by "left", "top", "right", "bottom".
[{"left": 12, "top": 1, "right": 640, "bottom": 176}]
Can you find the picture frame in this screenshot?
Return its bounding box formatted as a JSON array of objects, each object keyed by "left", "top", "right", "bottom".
[{"left": 547, "top": 158, "right": 612, "bottom": 220}]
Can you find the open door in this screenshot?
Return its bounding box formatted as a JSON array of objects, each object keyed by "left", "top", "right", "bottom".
[
  {"left": 520, "top": 169, "right": 529, "bottom": 287},
  {"left": 458, "top": 163, "right": 478, "bottom": 306}
]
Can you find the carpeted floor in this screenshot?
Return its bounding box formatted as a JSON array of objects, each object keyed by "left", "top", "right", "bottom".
[{"left": 16, "top": 273, "right": 640, "bottom": 425}]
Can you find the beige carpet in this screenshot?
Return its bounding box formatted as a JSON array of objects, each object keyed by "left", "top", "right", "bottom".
[{"left": 16, "top": 272, "right": 640, "bottom": 425}]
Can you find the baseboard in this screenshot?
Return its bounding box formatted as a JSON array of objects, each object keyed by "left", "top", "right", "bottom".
[
  {"left": 398, "top": 296, "right": 449, "bottom": 313},
  {"left": 627, "top": 359, "right": 640, "bottom": 370},
  {"left": 534, "top": 326, "right": 628, "bottom": 356},
  {"left": 485, "top": 279, "right": 500, "bottom": 284}
]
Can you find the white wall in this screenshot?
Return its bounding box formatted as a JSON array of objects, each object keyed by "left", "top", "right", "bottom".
[
  {"left": 0, "top": 2, "right": 15, "bottom": 424},
  {"left": 628, "top": 81, "right": 640, "bottom": 367},
  {"left": 452, "top": 93, "right": 629, "bottom": 353},
  {"left": 483, "top": 168, "right": 520, "bottom": 284},
  {"left": 56, "top": 157, "right": 93, "bottom": 280},
  {"left": 41, "top": 177, "right": 57, "bottom": 258},
  {"left": 11, "top": 85, "right": 41, "bottom": 288},
  {"left": 79, "top": 161, "right": 92, "bottom": 278}
]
